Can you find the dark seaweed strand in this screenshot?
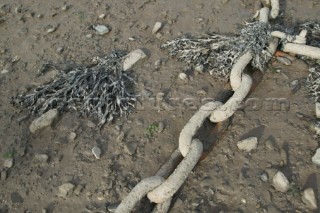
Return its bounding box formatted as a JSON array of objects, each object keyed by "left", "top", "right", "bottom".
[{"left": 11, "top": 51, "right": 136, "bottom": 127}]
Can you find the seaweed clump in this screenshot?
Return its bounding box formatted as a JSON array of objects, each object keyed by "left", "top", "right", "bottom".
[{"left": 11, "top": 51, "right": 136, "bottom": 127}]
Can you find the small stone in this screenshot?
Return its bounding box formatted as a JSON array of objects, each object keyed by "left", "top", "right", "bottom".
[
  {"left": 56, "top": 47, "right": 64, "bottom": 53},
  {"left": 196, "top": 89, "right": 207, "bottom": 96},
  {"left": 74, "top": 184, "right": 84, "bottom": 196},
  {"left": 290, "top": 80, "right": 300, "bottom": 94},
  {"left": 154, "top": 59, "right": 161, "bottom": 68},
  {"left": 195, "top": 65, "right": 204, "bottom": 73},
  {"left": 4, "top": 158, "right": 13, "bottom": 168},
  {"left": 92, "top": 147, "right": 102, "bottom": 159},
  {"left": 157, "top": 122, "right": 165, "bottom": 133},
  {"left": 41, "top": 209, "right": 46, "bottom": 213},
  {"left": 123, "top": 49, "right": 147, "bottom": 71},
  {"left": 107, "top": 203, "right": 120, "bottom": 212},
  {"left": 124, "top": 142, "right": 138, "bottom": 155},
  {"left": 316, "top": 102, "right": 320, "bottom": 119},
  {"left": 152, "top": 22, "right": 163, "bottom": 34},
  {"left": 68, "top": 132, "right": 77, "bottom": 142},
  {"left": 29, "top": 109, "right": 59, "bottom": 133},
  {"left": 241, "top": 198, "right": 246, "bottom": 204},
  {"left": 1, "top": 69, "right": 9, "bottom": 74},
  {"left": 302, "top": 188, "right": 318, "bottom": 210},
  {"left": 47, "top": 26, "right": 58, "bottom": 33},
  {"left": 272, "top": 171, "right": 290, "bottom": 192},
  {"left": 86, "top": 120, "right": 96, "bottom": 128},
  {"left": 61, "top": 5, "right": 69, "bottom": 11},
  {"left": 94, "top": 25, "right": 110, "bottom": 35},
  {"left": 98, "top": 14, "right": 106, "bottom": 19},
  {"left": 260, "top": 173, "right": 268, "bottom": 182},
  {"left": 1, "top": 170, "right": 7, "bottom": 180},
  {"left": 86, "top": 34, "right": 93, "bottom": 38},
  {"left": 57, "top": 183, "right": 75, "bottom": 198},
  {"left": 277, "top": 56, "right": 292, "bottom": 65},
  {"left": 311, "top": 148, "right": 320, "bottom": 166},
  {"left": 179, "top": 72, "right": 188, "bottom": 80},
  {"left": 155, "top": 32, "right": 163, "bottom": 39},
  {"left": 35, "top": 154, "right": 49, "bottom": 163},
  {"left": 237, "top": 137, "right": 258, "bottom": 152}
]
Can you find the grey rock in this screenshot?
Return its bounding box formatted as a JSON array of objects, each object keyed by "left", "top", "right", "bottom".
[
  {"left": 68, "top": 132, "right": 77, "bottom": 142},
  {"left": 29, "top": 109, "right": 59, "bottom": 133},
  {"left": 4, "top": 158, "right": 13, "bottom": 168},
  {"left": 124, "top": 142, "right": 138, "bottom": 155},
  {"left": 152, "top": 22, "right": 163, "bottom": 34},
  {"left": 260, "top": 173, "right": 268, "bottom": 182},
  {"left": 123, "top": 49, "right": 147, "bottom": 71},
  {"left": 107, "top": 203, "right": 120, "bottom": 212},
  {"left": 157, "top": 122, "right": 165, "bottom": 133},
  {"left": 311, "top": 148, "right": 320, "bottom": 166},
  {"left": 1, "top": 170, "right": 7, "bottom": 180},
  {"left": 74, "top": 184, "right": 84, "bottom": 196},
  {"left": 272, "top": 171, "right": 290, "bottom": 192},
  {"left": 92, "top": 147, "right": 102, "bottom": 159},
  {"left": 94, "top": 25, "right": 110, "bottom": 35},
  {"left": 57, "top": 183, "right": 75, "bottom": 198},
  {"left": 35, "top": 154, "right": 49, "bottom": 163},
  {"left": 237, "top": 137, "right": 258, "bottom": 152},
  {"left": 302, "top": 188, "right": 318, "bottom": 210}
]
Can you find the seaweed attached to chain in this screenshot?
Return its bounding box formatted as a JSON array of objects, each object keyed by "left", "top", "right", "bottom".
[
  {"left": 11, "top": 51, "right": 136, "bottom": 127},
  {"left": 161, "top": 21, "right": 272, "bottom": 79}
]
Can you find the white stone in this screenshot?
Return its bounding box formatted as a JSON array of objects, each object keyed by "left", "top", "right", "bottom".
[
  {"left": 68, "top": 132, "right": 77, "bottom": 142},
  {"left": 4, "top": 158, "right": 13, "bottom": 168},
  {"left": 311, "top": 148, "right": 320, "bottom": 166},
  {"left": 92, "top": 146, "right": 102, "bottom": 159},
  {"left": 1, "top": 69, "right": 9, "bottom": 74},
  {"left": 302, "top": 188, "right": 318, "bottom": 210},
  {"left": 316, "top": 102, "right": 320, "bottom": 119},
  {"left": 94, "top": 25, "right": 110, "bottom": 35},
  {"left": 179, "top": 72, "right": 187, "bottom": 80},
  {"left": 29, "top": 109, "right": 59, "bottom": 133},
  {"left": 98, "top": 14, "right": 106, "bottom": 19},
  {"left": 123, "top": 49, "right": 147, "bottom": 71},
  {"left": 57, "top": 183, "right": 75, "bottom": 198},
  {"left": 35, "top": 154, "right": 49, "bottom": 162},
  {"left": 152, "top": 22, "right": 163, "bottom": 34},
  {"left": 237, "top": 137, "right": 258, "bottom": 152},
  {"left": 272, "top": 171, "right": 290, "bottom": 192}
]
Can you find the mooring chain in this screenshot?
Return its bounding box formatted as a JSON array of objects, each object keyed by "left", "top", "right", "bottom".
[{"left": 115, "top": 1, "right": 320, "bottom": 212}]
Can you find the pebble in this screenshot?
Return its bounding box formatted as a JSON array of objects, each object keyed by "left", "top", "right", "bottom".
[
  {"left": 92, "top": 147, "right": 102, "bottom": 159},
  {"left": 272, "top": 171, "right": 290, "bottom": 192},
  {"left": 4, "top": 158, "right": 13, "bottom": 168},
  {"left": 290, "top": 80, "right": 300, "bottom": 94},
  {"left": 1, "top": 69, "right": 9, "bottom": 74},
  {"left": 11, "top": 192, "right": 24, "bottom": 203},
  {"left": 56, "top": 47, "right": 64, "bottom": 53},
  {"left": 123, "top": 49, "right": 147, "bottom": 71},
  {"left": 61, "top": 5, "right": 69, "bottom": 11},
  {"left": 57, "top": 183, "right": 75, "bottom": 198},
  {"left": 154, "top": 59, "right": 161, "bottom": 69},
  {"left": 98, "top": 14, "right": 106, "bottom": 19},
  {"left": 195, "top": 64, "right": 204, "bottom": 73},
  {"left": 157, "top": 122, "right": 165, "bottom": 133},
  {"left": 196, "top": 89, "right": 207, "bottom": 96},
  {"left": 29, "top": 109, "right": 59, "bottom": 133},
  {"left": 68, "top": 132, "right": 77, "bottom": 142},
  {"left": 179, "top": 72, "right": 188, "bottom": 80},
  {"left": 124, "top": 142, "right": 138, "bottom": 155},
  {"left": 93, "top": 25, "right": 110, "bottom": 35},
  {"left": 237, "top": 137, "right": 258, "bottom": 152},
  {"left": 1, "top": 170, "right": 7, "bottom": 180},
  {"left": 152, "top": 22, "right": 163, "bottom": 34},
  {"left": 74, "top": 184, "right": 84, "bottom": 196},
  {"left": 47, "top": 26, "right": 58, "bottom": 33},
  {"left": 107, "top": 203, "right": 120, "bottom": 212},
  {"left": 116, "top": 131, "right": 125, "bottom": 142},
  {"left": 302, "top": 188, "right": 318, "bottom": 210},
  {"left": 316, "top": 102, "right": 320, "bottom": 119},
  {"left": 277, "top": 56, "right": 292, "bottom": 65},
  {"left": 35, "top": 154, "right": 49, "bottom": 163},
  {"left": 311, "top": 148, "right": 320, "bottom": 166},
  {"left": 260, "top": 173, "right": 268, "bottom": 182}
]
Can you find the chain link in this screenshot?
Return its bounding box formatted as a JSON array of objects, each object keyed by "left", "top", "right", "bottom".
[{"left": 114, "top": 1, "right": 288, "bottom": 213}]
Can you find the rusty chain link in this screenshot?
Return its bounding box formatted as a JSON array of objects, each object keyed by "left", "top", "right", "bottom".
[{"left": 115, "top": 0, "right": 320, "bottom": 212}]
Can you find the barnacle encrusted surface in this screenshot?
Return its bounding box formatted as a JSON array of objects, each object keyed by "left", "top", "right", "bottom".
[
  {"left": 12, "top": 51, "right": 136, "bottom": 127},
  {"left": 161, "top": 21, "right": 272, "bottom": 78}
]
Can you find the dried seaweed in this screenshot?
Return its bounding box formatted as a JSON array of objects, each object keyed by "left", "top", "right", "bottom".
[
  {"left": 11, "top": 51, "right": 136, "bottom": 127},
  {"left": 161, "top": 21, "right": 272, "bottom": 78}
]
